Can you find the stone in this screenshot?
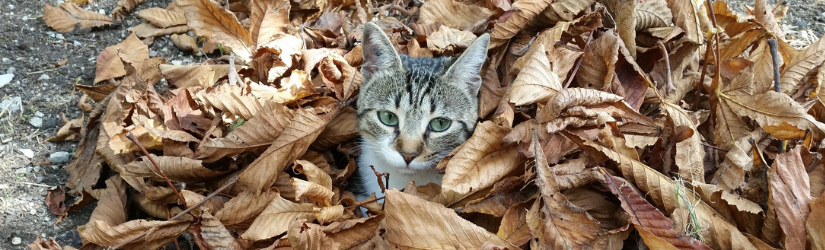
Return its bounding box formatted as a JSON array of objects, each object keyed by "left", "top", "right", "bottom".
[
  {"left": 38, "top": 74, "right": 50, "bottom": 81},
  {"left": 35, "top": 111, "right": 44, "bottom": 117},
  {"left": 1, "top": 58, "right": 9, "bottom": 63},
  {"left": 36, "top": 176, "right": 45, "bottom": 182},
  {"left": 73, "top": 40, "right": 82, "bottom": 47},
  {"left": 0, "top": 73, "right": 12, "bottom": 88},
  {"left": 20, "top": 148, "right": 34, "bottom": 158},
  {"left": 11, "top": 237, "right": 21, "bottom": 245},
  {"left": 29, "top": 117, "right": 43, "bottom": 127},
  {"left": 33, "top": 166, "right": 40, "bottom": 172},
  {"left": 14, "top": 168, "right": 28, "bottom": 175},
  {"left": 0, "top": 97, "right": 22, "bottom": 113},
  {"left": 43, "top": 118, "right": 58, "bottom": 128},
  {"left": 6, "top": 67, "right": 14, "bottom": 74},
  {"left": 49, "top": 151, "right": 71, "bottom": 163},
  {"left": 55, "top": 34, "right": 64, "bottom": 40}
]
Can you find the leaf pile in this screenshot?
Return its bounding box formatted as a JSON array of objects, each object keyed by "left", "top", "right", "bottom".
[{"left": 41, "top": 0, "right": 825, "bottom": 248}]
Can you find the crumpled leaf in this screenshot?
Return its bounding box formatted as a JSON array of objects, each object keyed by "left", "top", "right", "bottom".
[
  {"left": 44, "top": 2, "right": 113, "bottom": 32},
  {"left": 384, "top": 189, "right": 519, "bottom": 249},
  {"left": 508, "top": 44, "right": 562, "bottom": 106},
  {"left": 770, "top": 146, "right": 811, "bottom": 250},
  {"left": 434, "top": 120, "right": 524, "bottom": 206},
  {"left": 177, "top": 0, "right": 253, "bottom": 62},
  {"left": 418, "top": 0, "right": 492, "bottom": 31},
  {"left": 138, "top": 7, "right": 187, "bottom": 28},
  {"left": 242, "top": 194, "right": 317, "bottom": 241}
]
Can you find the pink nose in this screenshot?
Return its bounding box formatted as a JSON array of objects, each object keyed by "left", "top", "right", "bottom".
[{"left": 400, "top": 153, "right": 419, "bottom": 164}]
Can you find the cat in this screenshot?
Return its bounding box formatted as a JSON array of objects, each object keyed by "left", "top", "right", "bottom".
[{"left": 350, "top": 22, "right": 490, "bottom": 201}]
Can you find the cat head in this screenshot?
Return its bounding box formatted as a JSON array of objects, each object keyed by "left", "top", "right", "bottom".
[{"left": 356, "top": 22, "right": 489, "bottom": 173}]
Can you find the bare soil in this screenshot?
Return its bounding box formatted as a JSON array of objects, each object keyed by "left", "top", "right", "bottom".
[{"left": 0, "top": 0, "right": 822, "bottom": 249}]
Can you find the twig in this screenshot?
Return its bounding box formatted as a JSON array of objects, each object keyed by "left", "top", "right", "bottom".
[
  {"left": 125, "top": 132, "right": 187, "bottom": 207},
  {"left": 369, "top": 165, "right": 388, "bottom": 193},
  {"left": 701, "top": 142, "right": 728, "bottom": 152},
  {"left": 564, "top": 30, "right": 594, "bottom": 88},
  {"left": 16, "top": 182, "right": 53, "bottom": 187},
  {"left": 656, "top": 41, "right": 675, "bottom": 95},
  {"left": 391, "top": 5, "right": 417, "bottom": 17},
  {"left": 767, "top": 37, "right": 787, "bottom": 153},
  {"left": 26, "top": 68, "right": 60, "bottom": 75},
  {"left": 108, "top": 175, "right": 239, "bottom": 250}
]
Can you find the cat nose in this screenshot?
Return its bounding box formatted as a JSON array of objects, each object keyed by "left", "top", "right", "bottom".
[{"left": 400, "top": 152, "right": 419, "bottom": 164}]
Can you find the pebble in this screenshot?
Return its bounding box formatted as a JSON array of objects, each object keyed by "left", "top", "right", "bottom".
[
  {"left": 0, "top": 97, "right": 22, "bottom": 113},
  {"left": 49, "top": 151, "right": 71, "bottom": 163},
  {"left": 795, "top": 20, "right": 809, "bottom": 29},
  {"left": 149, "top": 50, "right": 158, "bottom": 57},
  {"left": 36, "top": 176, "right": 45, "bottom": 183},
  {"left": 14, "top": 168, "right": 28, "bottom": 175},
  {"left": 33, "top": 166, "right": 40, "bottom": 172},
  {"left": 11, "top": 237, "right": 21, "bottom": 245},
  {"left": 29, "top": 116, "right": 43, "bottom": 127},
  {"left": 0, "top": 73, "right": 12, "bottom": 88},
  {"left": 35, "top": 111, "right": 44, "bottom": 117},
  {"left": 6, "top": 67, "right": 15, "bottom": 74},
  {"left": 30, "top": 208, "right": 37, "bottom": 215},
  {"left": 98, "top": 9, "right": 105, "bottom": 15},
  {"left": 51, "top": 165, "right": 59, "bottom": 170},
  {"left": 73, "top": 40, "right": 82, "bottom": 47},
  {"left": 171, "top": 60, "right": 183, "bottom": 65},
  {"left": 43, "top": 118, "right": 58, "bottom": 128},
  {"left": 1, "top": 58, "right": 9, "bottom": 63},
  {"left": 55, "top": 33, "right": 64, "bottom": 40},
  {"left": 38, "top": 74, "right": 50, "bottom": 81},
  {"left": 20, "top": 148, "right": 34, "bottom": 158}
]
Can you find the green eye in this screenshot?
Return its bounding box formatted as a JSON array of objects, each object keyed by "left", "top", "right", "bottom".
[
  {"left": 428, "top": 118, "right": 452, "bottom": 132},
  {"left": 378, "top": 111, "right": 398, "bottom": 126}
]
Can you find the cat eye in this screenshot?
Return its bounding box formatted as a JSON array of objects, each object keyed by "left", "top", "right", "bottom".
[
  {"left": 377, "top": 111, "right": 399, "bottom": 126},
  {"left": 428, "top": 118, "right": 452, "bottom": 132}
]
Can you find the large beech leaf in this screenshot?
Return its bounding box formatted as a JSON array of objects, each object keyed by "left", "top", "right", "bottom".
[
  {"left": 43, "top": 2, "right": 113, "bottom": 32},
  {"left": 383, "top": 189, "right": 519, "bottom": 249},
  {"left": 434, "top": 120, "right": 524, "bottom": 206},
  {"left": 177, "top": 0, "right": 253, "bottom": 62}
]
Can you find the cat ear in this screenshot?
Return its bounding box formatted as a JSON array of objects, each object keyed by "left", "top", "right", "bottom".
[
  {"left": 361, "top": 23, "right": 402, "bottom": 80},
  {"left": 445, "top": 33, "right": 490, "bottom": 95}
]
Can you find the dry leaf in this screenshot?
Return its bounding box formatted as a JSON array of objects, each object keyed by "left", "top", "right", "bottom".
[
  {"left": 138, "top": 7, "right": 187, "bottom": 28},
  {"left": 384, "top": 189, "right": 519, "bottom": 249},
  {"left": 418, "top": 0, "right": 492, "bottom": 31},
  {"left": 171, "top": 34, "right": 199, "bottom": 52},
  {"left": 178, "top": 0, "right": 254, "bottom": 62},
  {"left": 44, "top": 2, "right": 113, "bottom": 32}
]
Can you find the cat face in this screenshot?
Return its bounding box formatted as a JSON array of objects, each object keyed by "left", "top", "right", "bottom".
[{"left": 357, "top": 23, "right": 489, "bottom": 174}]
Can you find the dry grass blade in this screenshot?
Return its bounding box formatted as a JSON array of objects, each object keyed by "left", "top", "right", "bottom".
[
  {"left": 384, "top": 189, "right": 519, "bottom": 249},
  {"left": 43, "top": 2, "right": 113, "bottom": 32}
]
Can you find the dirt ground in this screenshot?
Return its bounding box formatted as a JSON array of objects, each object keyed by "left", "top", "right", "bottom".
[{"left": 0, "top": 0, "right": 822, "bottom": 249}]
